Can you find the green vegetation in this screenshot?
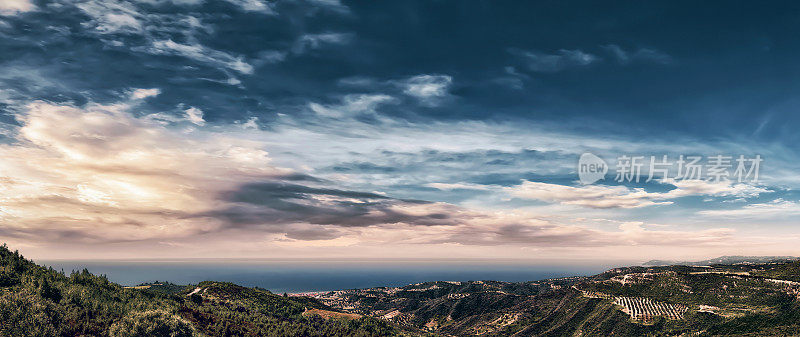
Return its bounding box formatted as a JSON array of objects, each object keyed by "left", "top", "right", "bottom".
[
  {"left": 3, "top": 243, "right": 800, "bottom": 336},
  {"left": 754, "top": 261, "right": 800, "bottom": 282},
  {"left": 316, "top": 266, "right": 800, "bottom": 336},
  {"left": 0, "top": 244, "right": 401, "bottom": 336},
  {"left": 110, "top": 310, "right": 196, "bottom": 337}
]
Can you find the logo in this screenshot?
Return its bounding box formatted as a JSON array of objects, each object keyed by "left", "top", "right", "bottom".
[{"left": 578, "top": 153, "right": 608, "bottom": 185}]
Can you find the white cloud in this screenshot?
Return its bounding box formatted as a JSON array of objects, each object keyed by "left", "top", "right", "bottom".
[
  {"left": 698, "top": 199, "right": 800, "bottom": 218},
  {"left": 0, "top": 99, "right": 765, "bottom": 259},
  {"left": 147, "top": 39, "right": 254, "bottom": 74},
  {"left": 401, "top": 74, "right": 453, "bottom": 106},
  {"left": 0, "top": 101, "right": 285, "bottom": 242},
  {"left": 0, "top": 0, "right": 35, "bottom": 15},
  {"left": 129, "top": 88, "right": 161, "bottom": 99},
  {"left": 612, "top": 221, "right": 735, "bottom": 246},
  {"left": 184, "top": 106, "right": 205, "bottom": 126},
  {"left": 241, "top": 117, "right": 259, "bottom": 130},
  {"left": 511, "top": 48, "right": 598, "bottom": 72},
  {"left": 222, "top": 0, "right": 275, "bottom": 14},
  {"left": 506, "top": 179, "right": 769, "bottom": 209},
  {"left": 74, "top": 1, "right": 259, "bottom": 75},
  {"left": 659, "top": 178, "right": 768, "bottom": 199},
  {"left": 426, "top": 182, "right": 491, "bottom": 191},
  {"left": 76, "top": 1, "right": 144, "bottom": 34},
  {"left": 507, "top": 181, "right": 670, "bottom": 209},
  {"left": 308, "top": 94, "right": 396, "bottom": 117}
]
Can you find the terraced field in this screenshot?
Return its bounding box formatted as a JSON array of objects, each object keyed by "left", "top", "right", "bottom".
[{"left": 613, "top": 296, "right": 687, "bottom": 321}]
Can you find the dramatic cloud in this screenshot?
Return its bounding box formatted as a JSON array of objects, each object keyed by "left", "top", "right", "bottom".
[
  {"left": 0, "top": 98, "right": 468, "bottom": 245},
  {"left": 1, "top": 1, "right": 798, "bottom": 260},
  {"left": 0, "top": 100, "right": 280, "bottom": 242},
  {"left": 0, "top": 97, "right": 747, "bottom": 258}
]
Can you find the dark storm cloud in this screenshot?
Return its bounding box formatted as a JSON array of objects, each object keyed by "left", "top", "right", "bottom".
[
  {"left": 204, "top": 181, "right": 459, "bottom": 230},
  {"left": 226, "top": 181, "right": 391, "bottom": 202}
]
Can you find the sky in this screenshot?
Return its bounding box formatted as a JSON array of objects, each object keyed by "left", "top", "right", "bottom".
[{"left": 0, "top": 0, "right": 799, "bottom": 261}]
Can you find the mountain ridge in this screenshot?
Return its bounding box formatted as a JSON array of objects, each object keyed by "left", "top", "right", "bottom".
[{"left": 642, "top": 255, "right": 799, "bottom": 266}]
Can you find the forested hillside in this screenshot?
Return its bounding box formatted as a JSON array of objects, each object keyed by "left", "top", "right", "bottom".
[{"left": 0, "top": 244, "right": 403, "bottom": 336}]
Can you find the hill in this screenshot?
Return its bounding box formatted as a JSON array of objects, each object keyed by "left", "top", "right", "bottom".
[
  {"left": 642, "top": 256, "right": 799, "bottom": 266},
  {"left": 313, "top": 265, "right": 800, "bottom": 336},
  {"left": 4, "top": 244, "right": 800, "bottom": 336},
  {"left": 0, "top": 244, "right": 406, "bottom": 336}
]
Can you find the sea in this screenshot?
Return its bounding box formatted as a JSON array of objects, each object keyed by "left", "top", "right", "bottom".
[{"left": 37, "top": 259, "right": 629, "bottom": 294}]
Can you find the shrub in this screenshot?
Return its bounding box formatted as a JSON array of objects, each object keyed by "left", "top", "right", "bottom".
[{"left": 109, "top": 310, "right": 197, "bottom": 337}]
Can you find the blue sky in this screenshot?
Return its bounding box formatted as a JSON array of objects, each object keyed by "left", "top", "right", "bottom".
[{"left": 0, "top": 0, "right": 798, "bottom": 260}]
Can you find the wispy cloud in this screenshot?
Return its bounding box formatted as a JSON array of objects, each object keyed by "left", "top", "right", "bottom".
[
  {"left": 292, "top": 32, "right": 353, "bottom": 54},
  {"left": 145, "top": 39, "right": 254, "bottom": 74},
  {"left": 506, "top": 179, "right": 769, "bottom": 209},
  {"left": 76, "top": 0, "right": 144, "bottom": 34},
  {"left": 74, "top": 0, "right": 255, "bottom": 76},
  {"left": 603, "top": 44, "right": 673, "bottom": 64},
  {"left": 308, "top": 94, "right": 397, "bottom": 117},
  {"left": 491, "top": 66, "right": 528, "bottom": 90},
  {"left": 510, "top": 48, "right": 598, "bottom": 72},
  {"left": 698, "top": 199, "right": 800, "bottom": 218},
  {"left": 399, "top": 74, "right": 453, "bottom": 106},
  {"left": 507, "top": 181, "right": 671, "bottom": 209},
  {"left": 222, "top": 0, "right": 275, "bottom": 14},
  {"left": 425, "top": 182, "right": 491, "bottom": 191},
  {"left": 304, "top": 0, "right": 350, "bottom": 14},
  {"left": 75, "top": 0, "right": 209, "bottom": 37}
]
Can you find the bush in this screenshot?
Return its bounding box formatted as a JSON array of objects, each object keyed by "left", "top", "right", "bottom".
[{"left": 109, "top": 310, "right": 197, "bottom": 337}]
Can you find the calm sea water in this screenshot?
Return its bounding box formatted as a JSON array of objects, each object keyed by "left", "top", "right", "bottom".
[{"left": 38, "top": 260, "right": 624, "bottom": 294}]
